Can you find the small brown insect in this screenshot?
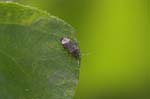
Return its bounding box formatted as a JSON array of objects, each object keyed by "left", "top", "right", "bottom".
[{"left": 61, "top": 37, "right": 80, "bottom": 59}]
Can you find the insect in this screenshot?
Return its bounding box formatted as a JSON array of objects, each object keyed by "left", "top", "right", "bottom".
[{"left": 60, "top": 37, "right": 80, "bottom": 59}]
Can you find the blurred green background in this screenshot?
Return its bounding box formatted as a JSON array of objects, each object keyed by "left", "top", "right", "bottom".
[{"left": 1, "top": 0, "right": 150, "bottom": 99}]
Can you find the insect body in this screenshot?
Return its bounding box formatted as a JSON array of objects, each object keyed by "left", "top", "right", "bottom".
[{"left": 61, "top": 37, "right": 80, "bottom": 59}]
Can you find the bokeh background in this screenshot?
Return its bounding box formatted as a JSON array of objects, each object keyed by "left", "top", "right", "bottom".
[{"left": 1, "top": 0, "right": 150, "bottom": 99}]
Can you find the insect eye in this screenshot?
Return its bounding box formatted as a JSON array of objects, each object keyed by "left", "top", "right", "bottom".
[{"left": 61, "top": 37, "right": 70, "bottom": 44}]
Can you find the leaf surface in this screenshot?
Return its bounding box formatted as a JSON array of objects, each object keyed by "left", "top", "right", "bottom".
[{"left": 0, "top": 2, "right": 80, "bottom": 99}]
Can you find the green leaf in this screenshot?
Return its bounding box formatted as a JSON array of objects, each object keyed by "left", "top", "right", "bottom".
[{"left": 0, "top": 2, "right": 80, "bottom": 99}]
